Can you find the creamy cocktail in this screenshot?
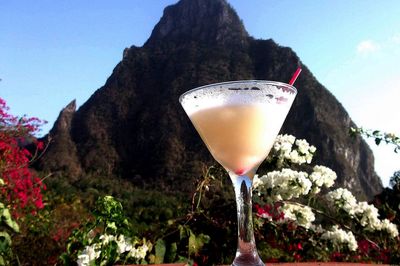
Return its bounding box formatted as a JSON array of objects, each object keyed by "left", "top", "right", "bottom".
[
  {"left": 189, "top": 104, "right": 287, "bottom": 176},
  {"left": 180, "top": 80, "right": 297, "bottom": 266}
]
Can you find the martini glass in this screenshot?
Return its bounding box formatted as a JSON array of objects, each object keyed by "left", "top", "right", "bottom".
[{"left": 179, "top": 80, "right": 297, "bottom": 266}]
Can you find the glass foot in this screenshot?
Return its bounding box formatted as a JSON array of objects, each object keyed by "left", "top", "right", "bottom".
[{"left": 232, "top": 252, "right": 264, "bottom": 266}]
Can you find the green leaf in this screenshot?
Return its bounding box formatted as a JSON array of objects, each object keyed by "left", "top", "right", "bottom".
[
  {"left": 154, "top": 239, "right": 166, "bottom": 264},
  {"left": 179, "top": 225, "right": 188, "bottom": 240},
  {"left": 165, "top": 242, "right": 177, "bottom": 262},
  {"left": 375, "top": 138, "right": 382, "bottom": 145},
  {"left": 147, "top": 254, "right": 155, "bottom": 264},
  {"left": 0, "top": 232, "right": 12, "bottom": 253},
  {"left": 0, "top": 207, "right": 19, "bottom": 233},
  {"left": 349, "top": 127, "right": 357, "bottom": 137},
  {"left": 188, "top": 231, "right": 210, "bottom": 256}
]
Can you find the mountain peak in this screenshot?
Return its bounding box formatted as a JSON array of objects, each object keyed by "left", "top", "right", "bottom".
[
  {"left": 40, "top": 0, "right": 382, "bottom": 200},
  {"left": 146, "top": 0, "right": 248, "bottom": 46}
]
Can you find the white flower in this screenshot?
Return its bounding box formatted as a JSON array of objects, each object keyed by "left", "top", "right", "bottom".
[
  {"left": 355, "top": 201, "right": 381, "bottom": 231},
  {"left": 381, "top": 219, "right": 399, "bottom": 238},
  {"left": 116, "top": 234, "right": 133, "bottom": 254},
  {"left": 280, "top": 203, "right": 315, "bottom": 229},
  {"left": 321, "top": 225, "right": 358, "bottom": 251},
  {"left": 100, "top": 234, "right": 115, "bottom": 245},
  {"left": 309, "top": 145, "right": 317, "bottom": 153},
  {"left": 327, "top": 190, "right": 398, "bottom": 235},
  {"left": 295, "top": 139, "right": 311, "bottom": 154},
  {"left": 327, "top": 188, "right": 358, "bottom": 216},
  {"left": 256, "top": 169, "right": 311, "bottom": 200},
  {"left": 310, "top": 186, "right": 321, "bottom": 194},
  {"left": 137, "top": 243, "right": 149, "bottom": 258},
  {"left": 309, "top": 224, "right": 325, "bottom": 234},
  {"left": 128, "top": 242, "right": 149, "bottom": 260},
  {"left": 295, "top": 139, "right": 316, "bottom": 164},
  {"left": 77, "top": 254, "right": 90, "bottom": 266},
  {"left": 272, "top": 134, "right": 295, "bottom": 166},
  {"left": 288, "top": 150, "right": 301, "bottom": 164},
  {"left": 77, "top": 245, "right": 101, "bottom": 266},
  {"left": 309, "top": 165, "right": 337, "bottom": 189},
  {"left": 272, "top": 135, "right": 316, "bottom": 166},
  {"left": 274, "top": 134, "right": 295, "bottom": 151},
  {"left": 252, "top": 175, "right": 263, "bottom": 190}
]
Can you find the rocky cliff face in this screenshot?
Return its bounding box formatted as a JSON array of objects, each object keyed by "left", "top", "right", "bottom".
[
  {"left": 146, "top": 0, "right": 247, "bottom": 46},
  {"left": 38, "top": 100, "right": 82, "bottom": 178},
  {"left": 39, "top": 0, "right": 382, "bottom": 198}
]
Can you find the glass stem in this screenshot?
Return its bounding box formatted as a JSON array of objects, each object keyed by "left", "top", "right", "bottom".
[{"left": 229, "top": 172, "right": 264, "bottom": 266}]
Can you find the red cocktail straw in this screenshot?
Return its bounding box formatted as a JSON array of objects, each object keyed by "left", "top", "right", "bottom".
[{"left": 289, "top": 67, "right": 302, "bottom": 85}]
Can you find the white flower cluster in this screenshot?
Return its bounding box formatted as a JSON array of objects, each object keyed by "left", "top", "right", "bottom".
[
  {"left": 280, "top": 203, "right": 315, "bottom": 229},
  {"left": 321, "top": 225, "right": 358, "bottom": 251},
  {"left": 309, "top": 224, "right": 325, "bottom": 234},
  {"left": 77, "top": 234, "right": 150, "bottom": 266},
  {"left": 327, "top": 188, "right": 399, "bottom": 238},
  {"left": 381, "top": 219, "right": 399, "bottom": 238},
  {"left": 327, "top": 188, "right": 358, "bottom": 216},
  {"left": 272, "top": 134, "right": 316, "bottom": 167},
  {"left": 254, "top": 168, "right": 311, "bottom": 201},
  {"left": 308, "top": 165, "right": 337, "bottom": 194},
  {"left": 355, "top": 202, "right": 399, "bottom": 237},
  {"left": 77, "top": 244, "right": 101, "bottom": 266},
  {"left": 253, "top": 133, "right": 399, "bottom": 254},
  {"left": 356, "top": 201, "right": 381, "bottom": 230}
]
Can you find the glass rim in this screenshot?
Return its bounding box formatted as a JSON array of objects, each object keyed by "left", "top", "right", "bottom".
[{"left": 179, "top": 80, "right": 297, "bottom": 103}]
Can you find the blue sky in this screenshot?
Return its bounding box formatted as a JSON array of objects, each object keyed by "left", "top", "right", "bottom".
[{"left": 1, "top": 0, "right": 399, "bottom": 187}]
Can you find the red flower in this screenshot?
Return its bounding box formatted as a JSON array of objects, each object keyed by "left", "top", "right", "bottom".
[
  {"left": 331, "top": 251, "right": 344, "bottom": 261},
  {"left": 254, "top": 203, "right": 284, "bottom": 221},
  {"left": 378, "top": 249, "right": 390, "bottom": 264},
  {"left": 358, "top": 239, "right": 370, "bottom": 254},
  {"left": 36, "top": 141, "right": 44, "bottom": 150},
  {"left": 0, "top": 97, "right": 46, "bottom": 217},
  {"left": 293, "top": 253, "right": 301, "bottom": 261},
  {"left": 288, "top": 242, "right": 303, "bottom": 252}
]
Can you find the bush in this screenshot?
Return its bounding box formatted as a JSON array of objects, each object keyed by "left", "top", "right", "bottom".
[{"left": 0, "top": 97, "right": 46, "bottom": 263}]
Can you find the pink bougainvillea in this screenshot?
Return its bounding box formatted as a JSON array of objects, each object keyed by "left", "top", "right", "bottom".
[{"left": 0, "top": 97, "right": 46, "bottom": 216}]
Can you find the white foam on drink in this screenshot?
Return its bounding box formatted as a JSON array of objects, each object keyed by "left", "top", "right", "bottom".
[{"left": 180, "top": 81, "right": 296, "bottom": 116}]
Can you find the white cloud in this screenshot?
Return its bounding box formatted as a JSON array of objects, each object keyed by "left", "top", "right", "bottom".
[
  {"left": 356, "top": 40, "right": 380, "bottom": 55},
  {"left": 390, "top": 33, "right": 400, "bottom": 44}
]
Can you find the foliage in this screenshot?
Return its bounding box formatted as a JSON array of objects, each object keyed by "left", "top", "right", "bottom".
[
  {"left": 0, "top": 97, "right": 46, "bottom": 264},
  {"left": 390, "top": 171, "right": 400, "bottom": 190},
  {"left": 61, "top": 195, "right": 152, "bottom": 265},
  {"left": 350, "top": 127, "right": 400, "bottom": 153},
  {"left": 0, "top": 198, "right": 19, "bottom": 265},
  {"left": 3, "top": 98, "right": 398, "bottom": 265},
  {"left": 42, "top": 133, "right": 399, "bottom": 265},
  {"left": 12, "top": 195, "right": 88, "bottom": 265},
  {"left": 61, "top": 194, "right": 210, "bottom": 265}
]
